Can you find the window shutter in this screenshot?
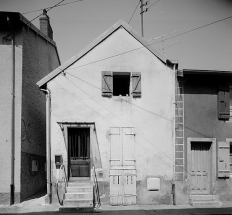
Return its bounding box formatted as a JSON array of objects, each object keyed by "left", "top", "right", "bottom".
[
  {"left": 102, "top": 71, "right": 113, "bottom": 97},
  {"left": 132, "top": 72, "right": 141, "bottom": 98},
  {"left": 110, "top": 127, "right": 122, "bottom": 166},
  {"left": 218, "top": 85, "right": 230, "bottom": 120},
  {"left": 122, "top": 127, "right": 135, "bottom": 166},
  {"left": 218, "top": 141, "right": 230, "bottom": 178}
]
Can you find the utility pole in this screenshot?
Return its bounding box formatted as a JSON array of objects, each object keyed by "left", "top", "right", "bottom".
[
  {"left": 140, "top": 0, "right": 144, "bottom": 37},
  {"left": 140, "top": 0, "right": 149, "bottom": 37}
]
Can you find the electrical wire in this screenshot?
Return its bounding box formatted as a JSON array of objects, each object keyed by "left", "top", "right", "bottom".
[
  {"left": 63, "top": 14, "right": 232, "bottom": 72},
  {"left": 28, "top": 0, "right": 64, "bottom": 24},
  {"left": 61, "top": 74, "right": 190, "bottom": 173},
  {"left": 54, "top": 77, "right": 176, "bottom": 170},
  {"left": 22, "top": 0, "right": 82, "bottom": 15},
  {"left": 128, "top": 0, "right": 141, "bottom": 24},
  {"left": 3, "top": 0, "right": 64, "bottom": 40},
  {"left": 147, "top": 0, "right": 161, "bottom": 10},
  {"left": 157, "top": 42, "right": 182, "bottom": 51},
  {"left": 161, "top": 15, "right": 232, "bottom": 43}
]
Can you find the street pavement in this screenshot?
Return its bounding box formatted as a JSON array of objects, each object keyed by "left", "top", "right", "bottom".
[{"left": 1, "top": 193, "right": 232, "bottom": 215}]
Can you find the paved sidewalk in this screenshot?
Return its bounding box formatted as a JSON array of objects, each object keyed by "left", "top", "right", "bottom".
[{"left": 1, "top": 194, "right": 232, "bottom": 214}]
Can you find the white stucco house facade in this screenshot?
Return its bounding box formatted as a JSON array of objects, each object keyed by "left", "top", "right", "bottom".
[{"left": 37, "top": 20, "right": 177, "bottom": 206}]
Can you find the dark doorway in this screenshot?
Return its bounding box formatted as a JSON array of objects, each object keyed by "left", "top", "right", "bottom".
[{"left": 68, "top": 127, "right": 90, "bottom": 178}]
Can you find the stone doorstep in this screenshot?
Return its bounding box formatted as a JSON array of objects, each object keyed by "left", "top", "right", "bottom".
[
  {"left": 63, "top": 199, "right": 93, "bottom": 207},
  {"left": 189, "top": 195, "right": 221, "bottom": 207},
  {"left": 190, "top": 195, "right": 219, "bottom": 200},
  {"left": 68, "top": 182, "right": 92, "bottom": 187},
  {"left": 67, "top": 186, "right": 93, "bottom": 192},
  {"left": 65, "top": 192, "right": 93, "bottom": 199},
  {"left": 59, "top": 206, "right": 96, "bottom": 213}
]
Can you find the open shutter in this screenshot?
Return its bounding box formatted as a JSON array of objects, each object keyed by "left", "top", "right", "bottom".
[
  {"left": 218, "top": 141, "right": 230, "bottom": 178},
  {"left": 102, "top": 71, "right": 113, "bottom": 97},
  {"left": 131, "top": 72, "right": 141, "bottom": 98},
  {"left": 218, "top": 85, "right": 230, "bottom": 120}
]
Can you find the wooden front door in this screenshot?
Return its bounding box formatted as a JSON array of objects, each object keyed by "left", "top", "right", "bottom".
[
  {"left": 109, "top": 127, "right": 136, "bottom": 205},
  {"left": 109, "top": 169, "right": 136, "bottom": 205},
  {"left": 68, "top": 128, "right": 90, "bottom": 178},
  {"left": 190, "top": 141, "right": 211, "bottom": 194}
]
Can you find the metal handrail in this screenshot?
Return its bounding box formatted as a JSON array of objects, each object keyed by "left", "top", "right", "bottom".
[
  {"left": 56, "top": 164, "right": 68, "bottom": 206},
  {"left": 92, "top": 164, "right": 101, "bottom": 208}
]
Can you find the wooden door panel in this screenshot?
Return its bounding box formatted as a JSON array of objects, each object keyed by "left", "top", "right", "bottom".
[
  {"left": 110, "top": 128, "right": 122, "bottom": 166},
  {"left": 122, "top": 128, "right": 135, "bottom": 166},
  {"left": 191, "top": 142, "right": 211, "bottom": 194},
  {"left": 110, "top": 169, "right": 136, "bottom": 205}
]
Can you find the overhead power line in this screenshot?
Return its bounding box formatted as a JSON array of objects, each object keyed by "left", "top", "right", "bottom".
[
  {"left": 63, "top": 14, "right": 232, "bottom": 72},
  {"left": 22, "top": 0, "right": 82, "bottom": 15},
  {"left": 28, "top": 0, "right": 64, "bottom": 24},
  {"left": 128, "top": 0, "right": 140, "bottom": 24},
  {"left": 3, "top": 0, "right": 64, "bottom": 40},
  {"left": 147, "top": 0, "right": 161, "bottom": 10},
  {"left": 159, "top": 15, "right": 232, "bottom": 43},
  {"left": 60, "top": 76, "right": 176, "bottom": 170}
]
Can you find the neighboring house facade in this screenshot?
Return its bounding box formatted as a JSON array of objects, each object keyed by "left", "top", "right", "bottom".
[
  {"left": 37, "top": 20, "right": 177, "bottom": 206},
  {"left": 0, "top": 11, "right": 60, "bottom": 204},
  {"left": 174, "top": 69, "right": 232, "bottom": 206}
]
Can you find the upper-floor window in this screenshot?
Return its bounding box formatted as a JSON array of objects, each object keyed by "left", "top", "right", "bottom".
[
  {"left": 102, "top": 71, "right": 141, "bottom": 98},
  {"left": 218, "top": 85, "right": 230, "bottom": 121},
  {"left": 113, "top": 72, "right": 130, "bottom": 96}
]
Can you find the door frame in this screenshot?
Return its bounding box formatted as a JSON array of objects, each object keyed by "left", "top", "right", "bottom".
[
  {"left": 67, "top": 127, "right": 91, "bottom": 178},
  {"left": 58, "top": 122, "right": 95, "bottom": 180},
  {"left": 187, "top": 138, "right": 216, "bottom": 195}
]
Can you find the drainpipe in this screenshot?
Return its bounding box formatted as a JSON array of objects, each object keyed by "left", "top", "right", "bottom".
[
  {"left": 40, "top": 88, "right": 51, "bottom": 204},
  {"left": 5, "top": 16, "right": 16, "bottom": 206}
]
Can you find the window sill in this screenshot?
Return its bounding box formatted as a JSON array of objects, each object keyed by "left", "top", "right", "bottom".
[{"left": 113, "top": 96, "right": 132, "bottom": 101}]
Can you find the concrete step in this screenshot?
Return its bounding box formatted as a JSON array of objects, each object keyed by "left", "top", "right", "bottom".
[
  {"left": 65, "top": 192, "right": 93, "bottom": 199},
  {"left": 190, "top": 195, "right": 219, "bottom": 201},
  {"left": 59, "top": 206, "right": 95, "bottom": 213},
  {"left": 63, "top": 199, "right": 93, "bottom": 207},
  {"left": 69, "top": 177, "right": 91, "bottom": 182},
  {"left": 191, "top": 200, "right": 221, "bottom": 207},
  {"left": 190, "top": 195, "right": 221, "bottom": 207},
  {"left": 68, "top": 181, "right": 92, "bottom": 187},
  {"left": 67, "top": 186, "right": 93, "bottom": 193}
]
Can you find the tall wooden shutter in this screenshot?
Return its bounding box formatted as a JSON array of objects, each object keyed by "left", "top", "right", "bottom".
[
  {"left": 218, "top": 85, "right": 230, "bottom": 120},
  {"left": 218, "top": 141, "right": 230, "bottom": 178},
  {"left": 131, "top": 72, "right": 141, "bottom": 98},
  {"left": 110, "top": 127, "right": 122, "bottom": 166},
  {"left": 102, "top": 71, "right": 113, "bottom": 97},
  {"left": 122, "top": 128, "right": 135, "bottom": 166}
]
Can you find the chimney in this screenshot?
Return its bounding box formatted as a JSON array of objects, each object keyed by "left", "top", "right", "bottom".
[{"left": 39, "top": 9, "right": 53, "bottom": 40}]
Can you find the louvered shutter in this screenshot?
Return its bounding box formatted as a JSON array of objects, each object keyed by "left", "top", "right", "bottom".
[
  {"left": 218, "top": 85, "right": 230, "bottom": 120},
  {"left": 102, "top": 71, "right": 113, "bottom": 97},
  {"left": 218, "top": 141, "right": 230, "bottom": 178},
  {"left": 131, "top": 72, "right": 141, "bottom": 98}
]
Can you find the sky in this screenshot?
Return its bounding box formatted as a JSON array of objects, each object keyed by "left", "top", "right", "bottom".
[{"left": 1, "top": 0, "right": 232, "bottom": 71}]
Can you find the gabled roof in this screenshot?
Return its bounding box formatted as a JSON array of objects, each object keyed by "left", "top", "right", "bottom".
[{"left": 37, "top": 20, "right": 168, "bottom": 88}]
